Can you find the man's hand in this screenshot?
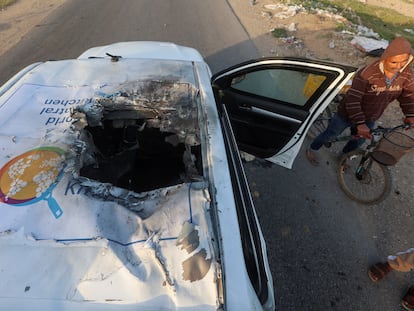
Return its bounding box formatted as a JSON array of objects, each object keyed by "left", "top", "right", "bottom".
[
  {"left": 356, "top": 123, "right": 372, "bottom": 139},
  {"left": 404, "top": 117, "right": 414, "bottom": 129}
]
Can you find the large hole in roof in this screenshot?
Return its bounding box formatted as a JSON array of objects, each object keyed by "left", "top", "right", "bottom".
[{"left": 75, "top": 80, "right": 203, "bottom": 193}]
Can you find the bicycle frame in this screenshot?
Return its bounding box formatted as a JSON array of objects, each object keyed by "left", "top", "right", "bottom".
[
  {"left": 355, "top": 152, "right": 373, "bottom": 180},
  {"left": 327, "top": 124, "right": 409, "bottom": 152}
]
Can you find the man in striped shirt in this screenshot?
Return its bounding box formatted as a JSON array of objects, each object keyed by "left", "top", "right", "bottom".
[{"left": 306, "top": 36, "right": 414, "bottom": 166}]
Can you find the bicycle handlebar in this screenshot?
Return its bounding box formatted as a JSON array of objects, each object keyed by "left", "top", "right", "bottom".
[
  {"left": 330, "top": 124, "right": 412, "bottom": 143},
  {"left": 371, "top": 123, "right": 411, "bottom": 134}
]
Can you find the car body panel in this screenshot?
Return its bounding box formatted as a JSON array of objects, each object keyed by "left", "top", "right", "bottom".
[{"left": 78, "top": 41, "right": 206, "bottom": 64}]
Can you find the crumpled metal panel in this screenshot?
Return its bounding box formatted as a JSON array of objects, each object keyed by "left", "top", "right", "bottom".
[{"left": 77, "top": 80, "right": 200, "bottom": 146}]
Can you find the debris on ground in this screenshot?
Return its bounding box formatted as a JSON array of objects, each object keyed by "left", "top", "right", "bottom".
[
  {"left": 237, "top": 1, "right": 408, "bottom": 67},
  {"left": 351, "top": 36, "right": 389, "bottom": 53}
]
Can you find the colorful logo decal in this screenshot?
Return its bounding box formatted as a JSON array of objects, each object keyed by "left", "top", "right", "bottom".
[{"left": 0, "top": 147, "right": 66, "bottom": 218}]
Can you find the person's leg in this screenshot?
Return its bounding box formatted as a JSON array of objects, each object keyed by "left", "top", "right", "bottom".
[
  {"left": 306, "top": 113, "right": 350, "bottom": 165},
  {"left": 391, "top": 249, "right": 414, "bottom": 311},
  {"left": 309, "top": 113, "right": 350, "bottom": 150},
  {"left": 368, "top": 248, "right": 414, "bottom": 282},
  {"left": 388, "top": 248, "right": 414, "bottom": 272}
]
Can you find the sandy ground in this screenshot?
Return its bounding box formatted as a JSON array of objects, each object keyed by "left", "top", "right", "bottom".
[
  {"left": 366, "top": 0, "right": 414, "bottom": 15},
  {"left": 228, "top": 0, "right": 414, "bottom": 68}
]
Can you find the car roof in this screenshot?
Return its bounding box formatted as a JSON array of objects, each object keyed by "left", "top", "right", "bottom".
[{"left": 77, "top": 41, "right": 206, "bottom": 62}]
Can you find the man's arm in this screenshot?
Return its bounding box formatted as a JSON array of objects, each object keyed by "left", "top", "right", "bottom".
[{"left": 399, "top": 78, "right": 414, "bottom": 127}]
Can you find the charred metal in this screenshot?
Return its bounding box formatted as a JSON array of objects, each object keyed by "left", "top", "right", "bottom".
[{"left": 71, "top": 80, "right": 203, "bottom": 195}]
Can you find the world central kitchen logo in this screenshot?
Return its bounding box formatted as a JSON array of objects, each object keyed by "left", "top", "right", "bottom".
[
  {"left": 0, "top": 147, "right": 66, "bottom": 219},
  {"left": 39, "top": 97, "right": 94, "bottom": 126}
]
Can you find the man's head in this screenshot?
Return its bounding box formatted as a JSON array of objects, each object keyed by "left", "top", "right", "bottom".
[
  {"left": 382, "top": 53, "right": 411, "bottom": 75},
  {"left": 380, "top": 36, "right": 413, "bottom": 74}
]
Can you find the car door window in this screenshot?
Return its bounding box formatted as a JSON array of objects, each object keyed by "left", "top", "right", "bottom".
[
  {"left": 230, "top": 69, "right": 326, "bottom": 107},
  {"left": 213, "top": 58, "right": 355, "bottom": 166}
]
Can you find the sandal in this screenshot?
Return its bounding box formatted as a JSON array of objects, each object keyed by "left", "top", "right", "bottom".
[
  {"left": 306, "top": 148, "right": 319, "bottom": 166},
  {"left": 402, "top": 286, "right": 414, "bottom": 311},
  {"left": 367, "top": 262, "right": 393, "bottom": 282}
]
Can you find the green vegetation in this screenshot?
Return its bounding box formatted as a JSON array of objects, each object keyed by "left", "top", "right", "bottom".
[
  {"left": 283, "top": 0, "right": 414, "bottom": 45},
  {"left": 0, "top": 0, "right": 17, "bottom": 9},
  {"left": 272, "top": 27, "right": 289, "bottom": 38}
]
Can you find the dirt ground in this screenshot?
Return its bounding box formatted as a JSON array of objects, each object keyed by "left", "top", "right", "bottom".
[{"left": 228, "top": 0, "right": 414, "bottom": 66}]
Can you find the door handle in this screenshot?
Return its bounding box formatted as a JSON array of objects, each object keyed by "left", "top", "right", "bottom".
[{"left": 239, "top": 105, "right": 252, "bottom": 111}]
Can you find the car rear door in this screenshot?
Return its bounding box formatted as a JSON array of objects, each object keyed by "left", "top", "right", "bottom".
[{"left": 212, "top": 57, "right": 355, "bottom": 168}]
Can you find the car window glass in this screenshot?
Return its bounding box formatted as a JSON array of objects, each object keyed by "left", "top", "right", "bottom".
[{"left": 230, "top": 69, "right": 326, "bottom": 107}]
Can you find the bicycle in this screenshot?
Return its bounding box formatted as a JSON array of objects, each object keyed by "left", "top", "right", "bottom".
[
  {"left": 309, "top": 105, "right": 414, "bottom": 204},
  {"left": 337, "top": 125, "right": 414, "bottom": 204}
]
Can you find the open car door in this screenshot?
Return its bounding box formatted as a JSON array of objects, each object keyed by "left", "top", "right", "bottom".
[{"left": 212, "top": 57, "right": 356, "bottom": 168}]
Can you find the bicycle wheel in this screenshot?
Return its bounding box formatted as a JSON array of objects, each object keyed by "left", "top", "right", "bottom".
[{"left": 337, "top": 150, "right": 391, "bottom": 204}]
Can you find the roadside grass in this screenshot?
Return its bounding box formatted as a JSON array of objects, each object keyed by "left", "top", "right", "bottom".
[
  {"left": 283, "top": 0, "right": 414, "bottom": 45},
  {"left": 0, "top": 0, "right": 17, "bottom": 9},
  {"left": 272, "top": 27, "right": 289, "bottom": 38}
]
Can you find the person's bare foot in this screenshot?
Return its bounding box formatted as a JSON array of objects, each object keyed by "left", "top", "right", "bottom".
[{"left": 306, "top": 148, "right": 319, "bottom": 166}]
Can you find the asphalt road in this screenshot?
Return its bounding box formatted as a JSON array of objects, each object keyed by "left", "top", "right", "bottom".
[
  {"left": 0, "top": 0, "right": 258, "bottom": 84},
  {"left": 1, "top": 1, "right": 413, "bottom": 310}
]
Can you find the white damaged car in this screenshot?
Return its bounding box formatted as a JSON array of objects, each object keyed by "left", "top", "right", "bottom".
[{"left": 0, "top": 42, "right": 355, "bottom": 310}]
